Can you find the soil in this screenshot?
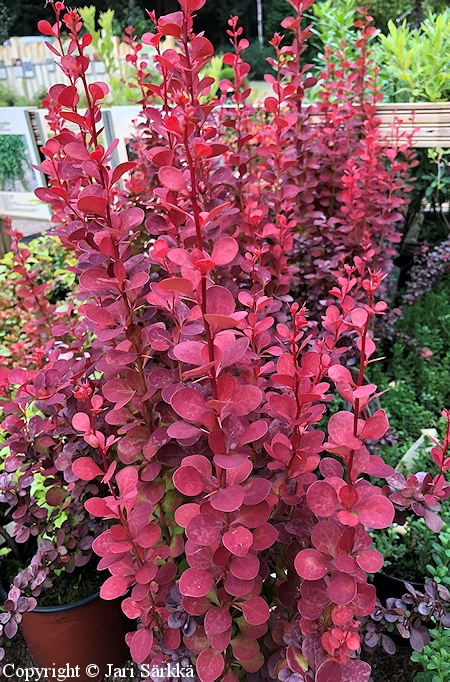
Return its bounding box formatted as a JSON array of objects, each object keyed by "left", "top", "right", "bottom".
[
  {"left": 1, "top": 558, "right": 104, "bottom": 607},
  {"left": 36, "top": 561, "right": 104, "bottom": 608},
  {"left": 363, "top": 638, "right": 422, "bottom": 682}
]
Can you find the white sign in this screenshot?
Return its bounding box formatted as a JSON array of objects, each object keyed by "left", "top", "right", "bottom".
[
  {"left": 0, "top": 108, "right": 51, "bottom": 220},
  {"left": 22, "top": 58, "right": 35, "bottom": 79}
]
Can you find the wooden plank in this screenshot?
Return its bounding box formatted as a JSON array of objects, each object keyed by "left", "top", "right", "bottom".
[
  {"left": 375, "top": 102, "right": 450, "bottom": 146},
  {"left": 307, "top": 103, "right": 450, "bottom": 147}
]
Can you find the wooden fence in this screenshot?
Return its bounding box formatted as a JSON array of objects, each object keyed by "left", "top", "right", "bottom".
[{"left": 0, "top": 36, "right": 173, "bottom": 101}]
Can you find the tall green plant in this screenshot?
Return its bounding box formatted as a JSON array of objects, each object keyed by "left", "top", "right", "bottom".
[
  {"left": 311, "top": 0, "right": 385, "bottom": 96},
  {"left": 379, "top": 10, "right": 450, "bottom": 101},
  {"left": 78, "top": 5, "right": 147, "bottom": 105},
  {"left": 312, "top": 0, "right": 360, "bottom": 61},
  {"left": 79, "top": 5, "right": 116, "bottom": 75}
]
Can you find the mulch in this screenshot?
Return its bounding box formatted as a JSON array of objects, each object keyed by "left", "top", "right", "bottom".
[{"left": 363, "top": 639, "right": 422, "bottom": 682}]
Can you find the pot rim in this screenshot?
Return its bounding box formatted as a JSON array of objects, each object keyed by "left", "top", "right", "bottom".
[
  {"left": 0, "top": 565, "right": 101, "bottom": 613},
  {"left": 0, "top": 558, "right": 104, "bottom": 612},
  {"left": 30, "top": 591, "right": 101, "bottom": 613}
]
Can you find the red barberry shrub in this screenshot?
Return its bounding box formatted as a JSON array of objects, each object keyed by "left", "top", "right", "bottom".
[
  {"left": 126, "top": 2, "right": 418, "bottom": 313},
  {"left": 0, "top": 1, "right": 445, "bottom": 680}
]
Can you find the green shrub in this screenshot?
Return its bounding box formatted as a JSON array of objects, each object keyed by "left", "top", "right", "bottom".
[
  {"left": 371, "top": 517, "right": 437, "bottom": 581},
  {"left": 371, "top": 506, "right": 450, "bottom": 584},
  {"left": 0, "top": 235, "right": 76, "bottom": 361},
  {"left": 371, "top": 276, "right": 450, "bottom": 447},
  {"left": 412, "top": 625, "right": 450, "bottom": 682},
  {"left": 0, "top": 234, "right": 76, "bottom": 300},
  {"left": 379, "top": 10, "right": 450, "bottom": 101}
]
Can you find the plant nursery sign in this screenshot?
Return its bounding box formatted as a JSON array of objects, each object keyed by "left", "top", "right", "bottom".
[
  {"left": 36, "top": 108, "right": 114, "bottom": 153},
  {"left": 22, "top": 58, "right": 35, "bottom": 79},
  {"left": 0, "top": 108, "right": 50, "bottom": 220}
]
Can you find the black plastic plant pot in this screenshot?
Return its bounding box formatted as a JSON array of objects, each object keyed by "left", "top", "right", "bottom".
[{"left": 374, "top": 571, "right": 425, "bottom": 604}]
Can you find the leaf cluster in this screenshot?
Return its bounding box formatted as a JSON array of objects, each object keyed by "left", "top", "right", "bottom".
[
  {"left": 378, "top": 10, "right": 450, "bottom": 101},
  {"left": 412, "top": 625, "right": 450, "bottom": 682}
]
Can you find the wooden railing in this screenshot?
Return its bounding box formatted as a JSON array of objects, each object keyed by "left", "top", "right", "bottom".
[{"left": 377, "top": 102, "right": 450, "bottom": 148}]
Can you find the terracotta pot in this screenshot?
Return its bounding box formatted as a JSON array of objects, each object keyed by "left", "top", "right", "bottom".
[
  {"left": 19, "top": 592, "right": 130, "bottom": 682},
  {"left": 373, "top": 571, "right": 425, "bottom": 604}
]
